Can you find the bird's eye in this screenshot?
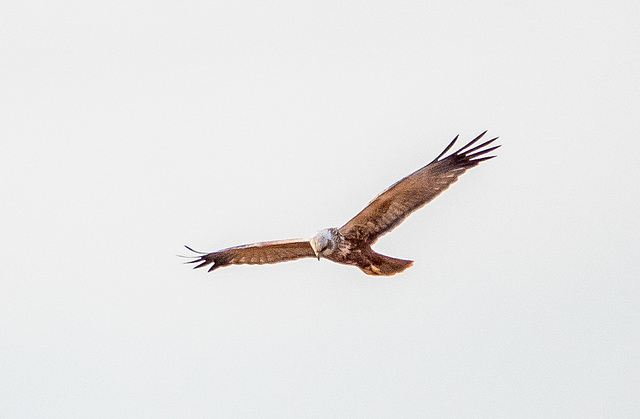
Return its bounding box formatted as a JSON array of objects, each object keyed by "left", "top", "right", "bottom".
[{"left": 319, "top": 245, "right": 329, "bottom": 252}]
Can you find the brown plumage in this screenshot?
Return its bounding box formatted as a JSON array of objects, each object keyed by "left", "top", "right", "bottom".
[{"left": 185, "top": 131, "right": 500, "bottom": 276}]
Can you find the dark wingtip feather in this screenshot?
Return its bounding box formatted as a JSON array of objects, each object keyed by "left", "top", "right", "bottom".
[
  {"left": 467, "top": 144, "right": 501, "bottom": 161},
  {"left": 461, "top": 137, "right": 499, "bottom": 156},
  {"left": 182, "top": 245, "right": 227, "bottom": 273},
  {"left": 455, "top": 131, "right": 488, "bottom": 154},
  {"left": 469, "top": 155, "right": 497, "bottom": 164},
  {"left": 184, "top": 245, "right": 207, "bottom": 254},
  {"left": 194, "top": 260, "right": 212, "bottom": 270},
  {"left": 432, "top": 134, "right": 459, "bottom": 162},
  {"left": 179, "top": 246, "right": 209, "bottom": 266}
]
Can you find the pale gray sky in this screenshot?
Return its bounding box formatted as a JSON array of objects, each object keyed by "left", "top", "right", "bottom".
[{"left": 1, "top": 1, "right": 639, "bottom": 417}]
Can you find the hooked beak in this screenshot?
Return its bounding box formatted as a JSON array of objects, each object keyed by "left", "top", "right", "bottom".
[{"left": 310, "top": 240, "right": 320, "bottom": 260}]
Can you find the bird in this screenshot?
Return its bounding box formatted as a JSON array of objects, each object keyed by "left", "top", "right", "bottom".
[{"left": 185, "top": 131, "right": 499, "bottom": 276}]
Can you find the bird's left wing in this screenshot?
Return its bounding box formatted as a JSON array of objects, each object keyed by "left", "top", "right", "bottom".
[
  {"left": 340, "top": 131, "right": 500, "bottom": 244},
  {"left": 185, "top": 239, "right": 315, "bottom": 272}
]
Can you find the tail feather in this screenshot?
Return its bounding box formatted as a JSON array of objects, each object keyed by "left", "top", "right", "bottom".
[{"left": 359, "top": 251, "right": 414, "bottom": 276}]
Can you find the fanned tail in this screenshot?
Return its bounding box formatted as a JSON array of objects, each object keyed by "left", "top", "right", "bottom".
[{"left": 359, "top": 251, "right": 414, "bottom": 276}]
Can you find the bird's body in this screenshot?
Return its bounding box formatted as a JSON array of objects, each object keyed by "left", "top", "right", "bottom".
[
  {"left": 186, "top": 131, "right": 500, "bottom": 276},
  {"left": 309, "top": 227, "right": 414, "bottom": 275}
]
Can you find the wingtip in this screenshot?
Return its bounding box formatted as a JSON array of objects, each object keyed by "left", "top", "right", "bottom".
[
  {"left": 471, "top": 154, "right": 498, "bottom": 163},
  {"left": 467, "top": 144, "right": 501, "bottom": 161},
  {"left": 185, "top": 245, "right": 207, "bottom": 255},
  {"left": 433, "top": 134, "right": 459, "bottom": 162},
  {"left": 194, "top": 260, "right": 211, "bottom": 270},
  {"left": 473, "top": 130, "right": 488, "bottom": 143},
  {"left": 462, "top": 137, "right": 501, "bottom": 157},
  {"left": 455, "top": 131, "right": 489, "bottom": 154}
]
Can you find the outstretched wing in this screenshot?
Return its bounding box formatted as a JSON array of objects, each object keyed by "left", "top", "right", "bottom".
[
  {"left": 184, "top": 239, "right": 315, "bottom": 272},
  {"left": 340, "top": 131, "right": 500, "bottom": 244}
]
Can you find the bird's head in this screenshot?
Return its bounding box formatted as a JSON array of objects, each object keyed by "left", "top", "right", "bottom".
[{"left": 310, "top": 228, "right": 335, "bottom": 260}]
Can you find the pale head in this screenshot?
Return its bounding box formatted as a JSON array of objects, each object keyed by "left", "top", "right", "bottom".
[{"left": 310, "top": 228, "right": 336, "bottom": 260}]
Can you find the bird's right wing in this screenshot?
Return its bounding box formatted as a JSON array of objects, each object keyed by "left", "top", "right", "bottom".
[
  {"left": 340, "top": 132, "right": 499, "bottom": 244},
  {"left": 184, "top": 239, "right": 315, "bottom": 272}
]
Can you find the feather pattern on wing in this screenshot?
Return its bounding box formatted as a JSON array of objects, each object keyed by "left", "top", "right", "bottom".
[
  {"left": 339, "top": 131, "right": 500, "bottom": 244},
  {"left": 185, "top": 239, "right": 315, "bottom": 272}
]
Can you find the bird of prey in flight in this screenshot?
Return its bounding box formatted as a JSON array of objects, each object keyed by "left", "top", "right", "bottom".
[{"left": 185, "top": 131, "right": 499, "bottom": 276}]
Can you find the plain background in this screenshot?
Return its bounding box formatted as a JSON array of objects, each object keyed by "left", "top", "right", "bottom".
[{"left": 1, "top": 1, "right": 639, "bottom": 417}]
